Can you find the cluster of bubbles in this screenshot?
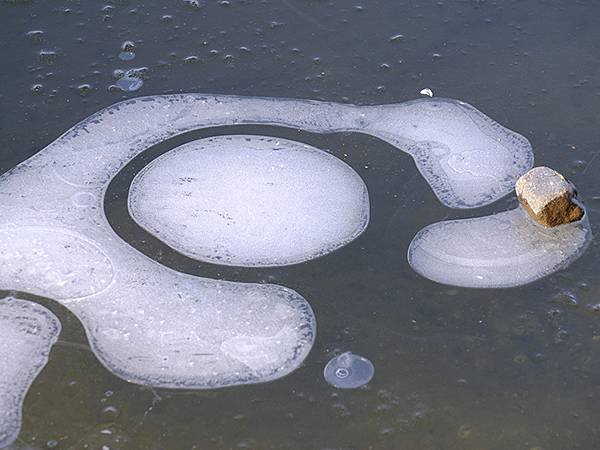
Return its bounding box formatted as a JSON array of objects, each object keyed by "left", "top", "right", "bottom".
[
  {"left": 118, "top": 40, "right": 136, "bottom": 62},
  {"left": 113, "top": 41, "right": 144, "bottom": 92}
]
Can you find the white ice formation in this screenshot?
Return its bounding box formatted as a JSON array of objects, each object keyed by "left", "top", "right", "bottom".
[
  {"left": 0, "top": 94, "right": 533, "bottom": 394},
  {"left": 0, "top": 297, "right": 60, "bottom": 449},
  {"left": 359, "top": 99, "right": 532, "bottom": 208},
  {"left": 408, "top": 207, "right": 591, "bottom": 288},
  {"left": 129, "top": 135, "right": 369, "bottom": 266},
  {"left": 48, "top": 95, "right": 533, "bottom": 209}
]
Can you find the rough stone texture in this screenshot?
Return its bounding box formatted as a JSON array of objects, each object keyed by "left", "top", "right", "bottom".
[{"left": 515, "top": 166, "right": 584, "bottom": 227}]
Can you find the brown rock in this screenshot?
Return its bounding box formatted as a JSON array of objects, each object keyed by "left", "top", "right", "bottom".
[{"left": 515, "top": 166, "right": 584, "bottom": 227}]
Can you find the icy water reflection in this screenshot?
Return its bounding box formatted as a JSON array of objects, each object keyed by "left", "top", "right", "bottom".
[{"left": 2, "top": 0, "right": 600, "bottom": 449}]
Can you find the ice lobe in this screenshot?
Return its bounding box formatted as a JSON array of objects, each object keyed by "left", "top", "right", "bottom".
[
  {"left": 0, "top": 95, "right": 323, "bottom": 389},
  {"left": 0, "top": 226, "right": 114, "bottom": 300},
  {"left": 72, "top": 280, "right": 314, "bottom": 388},
  {"left": 408, "top": 208, "right": 591, "bottom": 288},
  {"left": 0, "top": 298, "right": 60, "bottom": 449},
  {"left": 129, "top": 135, "right": 369, "bottom": 266}
]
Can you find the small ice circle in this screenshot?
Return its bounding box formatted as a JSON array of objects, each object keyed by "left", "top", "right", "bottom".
[
  {"left": 116, "top": 76, "right": 143, "bottom": 92},
  {"left": 71, "top": 191, "right": 96, "bottom": 208},
  {"left": 324, "top": 352, "right": 374, "bottom": 389}
]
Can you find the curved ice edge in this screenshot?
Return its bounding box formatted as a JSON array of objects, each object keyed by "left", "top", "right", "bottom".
[
  {"left": 407, "top": 207, "right": 592, "bottom": 288},
  {"left": 0, "top": 297, "right": 61, "bottom": 449}
]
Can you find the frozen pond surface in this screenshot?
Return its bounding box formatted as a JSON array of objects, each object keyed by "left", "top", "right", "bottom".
[{"left": 2, "top": 1, "right": 600, "bottom": 449}]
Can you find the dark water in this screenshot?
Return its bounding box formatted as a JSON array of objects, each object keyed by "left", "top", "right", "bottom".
[{"left": 2, "top": 1, "right": 600, "bottom": 449}]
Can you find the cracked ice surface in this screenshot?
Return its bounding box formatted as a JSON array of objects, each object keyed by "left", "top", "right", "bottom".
[
  {"left": 408, "top": 207, "right": 591, "bottom": 288},
  {"left": 129, "top": 135, "right": 370, "bottom": 266},
  {"left": 0, "top": 94, "right": 532, "bottom": 391},
  {"left": 0, "top": 297, "right": 60, "bottom": 449}
]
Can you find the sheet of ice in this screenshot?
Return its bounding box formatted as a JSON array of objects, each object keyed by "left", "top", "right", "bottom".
[
  {"left": 408, "top": 208, "right": 591, "bottom": 288},
  {"left": 0, "top": 93, "right": 530, "bottom": 390},
  {"left": 0, "top": 297, "right": 60, "bottom": 449},
  {"left": 129, "top": 135, "right": 369, "bottom": 266}
]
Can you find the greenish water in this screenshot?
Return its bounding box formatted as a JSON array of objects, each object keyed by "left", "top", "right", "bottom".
[{"left": 2, "top": 1, "right": 600, "bottom": 449}]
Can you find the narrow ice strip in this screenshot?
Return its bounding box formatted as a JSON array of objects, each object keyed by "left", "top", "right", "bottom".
[
  {"left": 45, "top": 94, "right": 531, "bottom": 209},
  {"left": 0, "top": 297, "right": 60, "bottom": 449},
  {"left": 129, "top": 135, "right": 369, "bottom": 266},
  {"left": 407, "top": 208, "right": 591, "bottom": 288},
  {"left": 360, "top": 99, "right": 533, "bottom": 208}
]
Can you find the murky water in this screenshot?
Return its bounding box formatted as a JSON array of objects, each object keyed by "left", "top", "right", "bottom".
[{"left": 2, "top": 0, "right": 600, "bottom": 449}]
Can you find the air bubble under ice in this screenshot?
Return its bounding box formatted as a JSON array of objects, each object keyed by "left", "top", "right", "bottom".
[
  {"left": 116, "top": 75, "right": 143, "bottom": 92},
  {"left": 0, "top": 93, "right": 532, "bottom": 393},
  {"left": 46, "top": 95, "right": 532, "bottom": 208},
  {"left": 0, "top": 297, "right": 60, "bottom": 449},
  {"left": 129, "top": 135, "right": 369, "bottom": 266},
  {"left": 324, "top": 352, "right": 374, "bottom": 389},
  {"left": 408, "top": 207, "right": 591, "bottom": 288}
]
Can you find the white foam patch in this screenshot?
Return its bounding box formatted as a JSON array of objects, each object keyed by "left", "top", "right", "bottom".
[
  {"left": 0, "top": 94, "right": 530, "bottom": 392},
  {"left": 129, "top": 135, "right": 369, "bottom": 266},
  {"left": 0, "top": 297, "right": 60, "bottom": 449},
  {"left": 408, "top": 208, "right": 591, "bottom": 288}
]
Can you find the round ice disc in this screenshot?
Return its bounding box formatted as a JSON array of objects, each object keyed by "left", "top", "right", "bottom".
[
  {"left": 324, "top": 352, "right": 374, "bottom": 389},
  {"left": 128, "top": 135, "right": 369, "bottom": 267}
]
